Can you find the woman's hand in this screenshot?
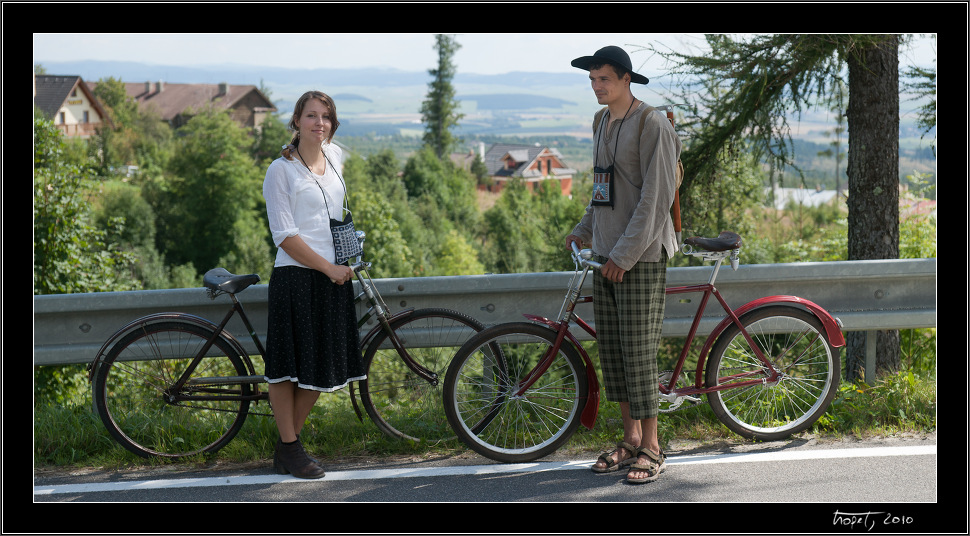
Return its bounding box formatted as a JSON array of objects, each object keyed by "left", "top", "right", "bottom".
[
  {"left": 279, "top": 235, "right": 354, "bottom": 284},
  {"left": 324, "top": 264, "right": 354, "bottom": 285}
]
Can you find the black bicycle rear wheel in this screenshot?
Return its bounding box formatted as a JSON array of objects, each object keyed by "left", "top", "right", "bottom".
[
  {"left": 359, "top": 308, "right": 484, "bottom": 443},
  {"left": 92, "top": 321, "right": 252, "bottom": 458}
]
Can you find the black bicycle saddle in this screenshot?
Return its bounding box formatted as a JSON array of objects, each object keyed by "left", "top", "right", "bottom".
[
  {"left": 203, "top": 268, "right": 261, "bottom": 295},
  {"left": 683, "top": 231, "right": 743, "bottom": 252}
]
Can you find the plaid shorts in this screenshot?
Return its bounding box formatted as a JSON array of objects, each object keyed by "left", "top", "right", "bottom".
[{"left": 592, "top": 254, "right": 667, "bottom": 420}]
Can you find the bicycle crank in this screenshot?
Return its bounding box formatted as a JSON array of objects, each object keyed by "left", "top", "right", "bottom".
[{"left": 658, "top": 370, "right": 702, "bottom": 413}]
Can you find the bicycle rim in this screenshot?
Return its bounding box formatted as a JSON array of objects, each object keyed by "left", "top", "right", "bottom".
[
  {"left": 706, "top": 306, "right": 840, "bottom": 441},
  {"left": 444, "top": 323, "right": 587, "bottom": 463},
  {"left": 361, "top": 308, "right": 484, "bottom": 443},
  {"left": 93, "top": 321, "right": 252, "bottom": 458}
]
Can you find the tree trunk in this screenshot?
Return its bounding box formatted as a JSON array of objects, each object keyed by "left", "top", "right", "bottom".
[{"left": 844, "top": 35, "right": 901, "bottom": 381}]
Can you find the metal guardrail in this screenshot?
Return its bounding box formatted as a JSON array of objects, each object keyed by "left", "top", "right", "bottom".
[{"left": 34, "top": 258, "right": 936, "bottom": 377}]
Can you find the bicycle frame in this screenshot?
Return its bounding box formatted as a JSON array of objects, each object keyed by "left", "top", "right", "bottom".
[
  {"left": 514, "top": 243, "right": 845, "bottom": 431},
  {"left": 87, "top": 258, "right": 439, "bottom": 412}
]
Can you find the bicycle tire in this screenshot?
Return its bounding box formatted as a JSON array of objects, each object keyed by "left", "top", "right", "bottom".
[
  {"left": 359, "top": 308, "right": 484, "bottom": 443},
  {"left": 705, "top": 305, "right": 841, "bottom": 441},
  {"left": 92, "top": 320, "right": 252, "bottom": 458},
  {"left": 443, "top": 322, "right": 588, "bottom": 463}
]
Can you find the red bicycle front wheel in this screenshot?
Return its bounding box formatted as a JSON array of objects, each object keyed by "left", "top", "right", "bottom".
[{"left": 444, "top": 322, "right": 588, "bottom": 463}]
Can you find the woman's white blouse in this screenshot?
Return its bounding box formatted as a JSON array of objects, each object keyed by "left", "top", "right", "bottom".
[{"left": 263, "top": 143, "right": 346, "bottom": 268}]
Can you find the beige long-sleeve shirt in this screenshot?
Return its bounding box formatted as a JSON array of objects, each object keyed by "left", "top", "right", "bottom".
[{"left": 571, "top": 102, "right": 682, "bottom": 271}]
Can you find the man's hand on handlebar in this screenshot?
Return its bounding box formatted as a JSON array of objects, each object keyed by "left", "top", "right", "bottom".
[
  {"left": 600, "top": 258, "right": 625, "bottom": 283},
  {"left": 565, "top": 235, "right": 624, "bottom": 282},
  {"left": 565, "top": 234, "right": 583, "bottom": 252}
]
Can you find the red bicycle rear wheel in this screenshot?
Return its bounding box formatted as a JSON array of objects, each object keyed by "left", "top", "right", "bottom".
[{"left": 705, "top": 306, "right": 840, "bottom": 440}]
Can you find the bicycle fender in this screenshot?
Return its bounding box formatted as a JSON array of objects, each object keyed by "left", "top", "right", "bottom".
[
  {"left": 86, "top": 312, "right": 257, "bottom": 382},
  {"left": 696, "top": 295, "right": 846, "bottom": 379},
  {"left": 523, "top": 314, "right": 600, "bottom": 430},
  {"left": 353, "top": 308, "right": 416, "bottom": 419},
  {"left": 359, "top": 308, "right": 416, "bottom": 352}
]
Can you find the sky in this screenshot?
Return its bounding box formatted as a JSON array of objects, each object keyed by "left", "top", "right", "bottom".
[
  {"left": 32, "top": 33, "right": 710, "bottom": 75},
  {"left": 33, "top": 33, "right": 937, "bottom": 77}
]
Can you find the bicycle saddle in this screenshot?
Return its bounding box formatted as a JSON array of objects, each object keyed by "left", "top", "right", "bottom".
[
  {"left": 683, "top": 231, "right": 743, "bottom": 252},
  {"left": 203, "top": 268, "right": 261, "bottom": 295}
]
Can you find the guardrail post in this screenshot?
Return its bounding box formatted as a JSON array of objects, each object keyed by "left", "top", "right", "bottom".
[{"left": 865, "top": 330, "right": 877, "bottom": 386}]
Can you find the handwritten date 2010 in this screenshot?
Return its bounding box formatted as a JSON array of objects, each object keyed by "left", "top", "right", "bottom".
[{"left": 833, "top": 511, "right": 915, "bottom": 531}]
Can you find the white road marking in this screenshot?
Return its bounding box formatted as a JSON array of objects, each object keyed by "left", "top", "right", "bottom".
[{"left": 33, "top": 445, "right": 935, "bottom": 496}]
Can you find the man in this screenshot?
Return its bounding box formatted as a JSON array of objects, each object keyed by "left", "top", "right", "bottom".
[{"left": 564, "top": 45, "right": 681, "bottom": 484}]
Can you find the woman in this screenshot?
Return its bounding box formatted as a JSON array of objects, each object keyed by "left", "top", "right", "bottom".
[{"left": 262, "top": 91, "right": 365, "bottom": 479}]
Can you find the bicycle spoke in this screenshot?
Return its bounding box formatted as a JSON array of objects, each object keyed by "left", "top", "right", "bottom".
[
  {"left": 707, "top": 307, "right": 839, "bottom": 440},
  {"left": 360, "top": 309, "right": 484, "bottom": 443},
  {"left": 94, "top": 322, "right": 251, "bottom": 458},
  {"left": 444, "top": 323, "right": 588, "bottom": 463}
]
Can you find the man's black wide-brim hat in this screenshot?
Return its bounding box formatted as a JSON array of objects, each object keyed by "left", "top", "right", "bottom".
[{"left": 571, "top": 45, "right": 649, "bottom": 85}]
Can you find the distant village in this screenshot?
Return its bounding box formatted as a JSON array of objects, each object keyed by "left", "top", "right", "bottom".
[{"left": 35, "top": 72, "right": 934, "bottom": 220}]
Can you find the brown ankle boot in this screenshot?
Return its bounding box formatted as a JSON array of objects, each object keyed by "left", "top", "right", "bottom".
[
  {"left": 274, "top": 436, "right": 321, "bottom": 473},
  {"left": 275, "top": 438, "right": 325, "bottom": 479}
]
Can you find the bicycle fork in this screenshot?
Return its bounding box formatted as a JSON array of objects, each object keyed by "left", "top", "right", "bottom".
[
  {"left": 514, "top": 262, "right": 601, "bottom": 429},
  {"left": 353, "top": 263, "right": 438, "bottom": 385}
]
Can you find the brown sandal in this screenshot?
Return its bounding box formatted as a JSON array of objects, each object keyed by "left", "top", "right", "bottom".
[
  {"left": 591, "top": 441, "right": 638, "bottom": 473},
  {"left": 626, "top": 447, "right": 666, "bottom": 484}
]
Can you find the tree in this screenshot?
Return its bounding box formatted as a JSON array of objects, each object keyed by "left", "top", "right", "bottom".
[
  {"left": 33, "top": 118, "right": 136, "bottom": 294},
  {"left": 153, "top": 107, "right": 268, "bottom": 276},
  {"left": 420, "top": 34, "right": 464, "bottom": 159},
  {"left": 651, "top": 34, "right": 913, "bottom": 380},
  {"left": 481, "top": 178, "right": 586, "bottom": 274},
  {"left": 843, "top": 36, "right": 902, "bottom": 379},
  {"left": 90, "top": 76, "right": 173, "bottom": 173},
  {"left": 901, "top": 46, "right": 937, "bottom": 157},
  {"left": 402, "top": 146, "right": 479, "bottom": 230},
  {"left": 251, "top": 110, "right": 290, "bottom": 166}
]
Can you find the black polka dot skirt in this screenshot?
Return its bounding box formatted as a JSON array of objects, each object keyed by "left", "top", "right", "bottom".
[{"left": 263, "top": 265, "right": 366, "bottom": 392}]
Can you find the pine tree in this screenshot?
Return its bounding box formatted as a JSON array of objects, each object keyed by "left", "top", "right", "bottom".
[
  {"left": 420, "top": 34, "right": 464, "bottom": 159},
  {"left": 653, "top": 34, "right": 914, "bottom": 380}
]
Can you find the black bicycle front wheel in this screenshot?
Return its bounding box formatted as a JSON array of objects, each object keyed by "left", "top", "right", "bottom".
[
  {"left": 444, "top": 322, "right": 589, "bottom": 463},
  {"left": 705, "top": 306, "right": 841, "bottom": 441},
  {"left": 360, "top": 308, "right": 484, "bottom": 443},
  {"left": 92, "top": 321, "right": 252, "bottom": 458}
]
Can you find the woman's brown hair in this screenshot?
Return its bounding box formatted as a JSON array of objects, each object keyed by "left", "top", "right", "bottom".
[{"left": 281, "top": 90, "right": 340, "bottom": 159}]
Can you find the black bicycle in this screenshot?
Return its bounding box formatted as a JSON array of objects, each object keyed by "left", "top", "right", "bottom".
[{"left": 87, "top": 232, "right": 483, "bottom": 459}]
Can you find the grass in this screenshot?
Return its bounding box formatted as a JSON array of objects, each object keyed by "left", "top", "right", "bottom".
[{"left": 35, "top": 361, "right": 936, "bottom": 472}]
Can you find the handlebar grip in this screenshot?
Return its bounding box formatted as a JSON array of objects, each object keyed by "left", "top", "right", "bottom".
[{"left": 570, "top": 242, "right": 602, "bottom": 269}]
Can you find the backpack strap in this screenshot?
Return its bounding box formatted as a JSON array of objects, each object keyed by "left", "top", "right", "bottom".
[{"left": 592, "top": 105, "right": 652, "bottom": 137}]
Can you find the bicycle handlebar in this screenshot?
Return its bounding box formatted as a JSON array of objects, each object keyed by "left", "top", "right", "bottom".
[{"left": 570, "top": 242, "right": 602, "bottom": 270}]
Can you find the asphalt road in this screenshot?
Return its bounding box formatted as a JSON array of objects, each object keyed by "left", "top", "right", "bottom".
[{"left": 31, "top": 433, "right": 951, "bottom": 533}]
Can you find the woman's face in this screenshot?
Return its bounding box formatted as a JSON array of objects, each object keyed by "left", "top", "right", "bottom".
[{"left": 295, "top": 98, "right": 333, "bottom": 144}]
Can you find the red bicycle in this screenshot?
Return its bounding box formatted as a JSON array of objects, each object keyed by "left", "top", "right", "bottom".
[{"left": 443, "top": 232, "right": 845, "bottom": 463}]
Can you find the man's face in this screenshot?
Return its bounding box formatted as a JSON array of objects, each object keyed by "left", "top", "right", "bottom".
[{"left": 589, "top": 65, "right": 630, "bottom": 106}]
